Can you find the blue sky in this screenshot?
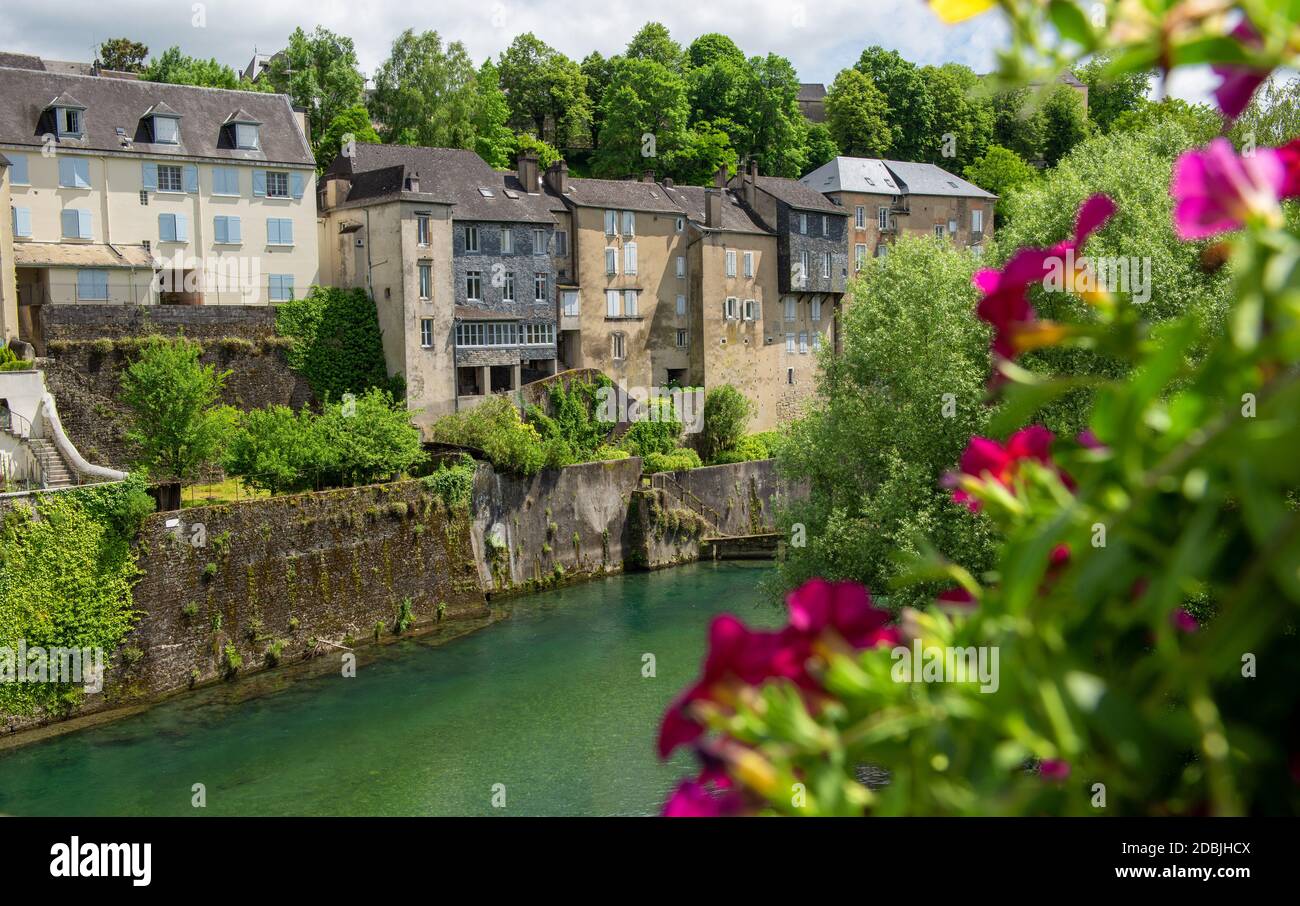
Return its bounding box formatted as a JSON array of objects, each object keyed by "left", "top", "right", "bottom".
[{"left": 0, "top": 0, "right": 1215, "bottom": 101}]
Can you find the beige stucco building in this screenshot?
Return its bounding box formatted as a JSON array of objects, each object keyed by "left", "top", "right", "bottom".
[
  {"left": 0, "top": 154, "right": 17, "bottom": 341},
  {"left": 0, "top": 57, "right": 317, "bottom": 350}
]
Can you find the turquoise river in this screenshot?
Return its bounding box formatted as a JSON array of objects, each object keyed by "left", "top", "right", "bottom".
[{"left": 0, "top": 561, "right": 779, "bottom": 817}]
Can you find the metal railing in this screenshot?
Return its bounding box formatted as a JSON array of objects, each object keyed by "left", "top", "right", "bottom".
[
  {"left": 0, "top": 405, "right": 45, "bottom": 491},
  {"left": 650, "top": 471, "right": 723, "bottom": 534}
]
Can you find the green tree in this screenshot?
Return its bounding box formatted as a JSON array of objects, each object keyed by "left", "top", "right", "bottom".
[
  {"left": 315, "top": 389, "right": 426, "bottom": 487},
  {"left": 1075, "top": 57, "right": 1152, "bottom": 132},
  {"left": 141, "top": 47, "right": 243, "bottom": 89},
  {"left": 687, "top": 33, "right": 745, "bottom": 69},
  {"left": 1041, "top": 83, "right": 1091, "bottom": 166},
  {"left": 262, "top": 27, "right": 366, "bottom": 159},
  {"left": 855, "top": 46, "right": 934, "bottom": 159},
  {"left": 1112, "top": 97, "right": 1223, "bottom": 145},
  {"left": 625, "top": 22, "right": 684, "bottom": 71},
  {"left": 497, "top": 34, "right": 591, "bottom": 150},
  {"left": 992, "top": 86, "right": 1047, "bottom": 162},
  {"left": 119, "top": 337, "right": 233, "bottom": 482},
  {"left": 1230, "top": 76, "right": 1300, "bottom": 147},
  {"left": 513, "top": 133, "right": 561, "bottom": 168},
  {"left": 316, "top": 105, "right": 380, "bottom": 171},
  {"left": 921, "top": 63, "right": 993, "bottom": 170},
  {"left": 429, "top": 396, "right": 547, "bottom": 476},
  {"left": 274, "top": 286, "right": 395, "bottom": 402},
  {"left": 592, "top": 56, "right": 690, "bottom": 179},
  {"left": 825, "top": 68, "right": 892, "bottom": 158},
  {"left": 963, "top": 145, "right": 1037, "bottom": 218},
  {"left": 97, "top": 37, "right": 148, "bottom": 72},
  {"left": 736, "top": 54, "right": 808, "bottom": 178},
  {"left": 803, "top": 121, "right": 839, "bottom": 170},
  {"left": 580, "top": 51, "right": 616, "bottom": 149},
  {"left": 224, "top": 405, "right": 322, "bottom": 495},
  {"left": 672, "top": 121, "right": 739, "bottom": 186},
  {"left": 701, "top": 385, "right": 753, "bottom": 463},
  {"left": 473, "top": 59, "right": 516, "bottom": 168},
  {"left": 370, "top": 29, "right": 479, "bottom": 148}
]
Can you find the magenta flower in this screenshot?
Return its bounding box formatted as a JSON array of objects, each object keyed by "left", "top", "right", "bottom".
[
  {"left": 1277, "top": 138, "right": 1300, "bottom": 198},
  {"left": 1211, "top": 18, "right": 1270, "bottom": 120},
  {"left": 936, "top": 587, "right": 977, "bottom": 610},
  {"left": 787, "top": 579, "right": 896, "bottom": 648},
  {"left": 1172, "top": 608, "right": 1199, "bottom": 634},
  {"left": 948, "top": 425, "right": 1057, "bottom": 512},
  {"left": 663, "top": 778, "right": 747, "bottom": 817},
  {"left": 1039, "top": 759, "right": 1071, "bottom": 781},
  {"left": 1171, "top": 138, "right": 1285, "bottom": 239}
]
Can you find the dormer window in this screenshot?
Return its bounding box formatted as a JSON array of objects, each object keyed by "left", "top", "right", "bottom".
[
  {"left": 153, "top": 116, "right": 179, "bottom": 144},
  {"left": 61, "top": 108, "right": 82, "bottom": 136},
  {"left": 235, "top": 124, "right": 259, "bottom": 149},
  {"left": 46, "top": 93, "right": 87, "bottom": 138}
]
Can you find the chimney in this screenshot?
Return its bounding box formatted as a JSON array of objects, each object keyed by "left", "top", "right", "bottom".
[
  {"left": 705, "top": 188, "right": 722, "bottom": 228},
  {"left": 662, "top": 177, "right": 674, "bottom": 188},
  {"left": 714, "top": 164, "right": 728, "bottom": 188},
  {"left": 744, "top": 158, "right": 758, "bottom": 207},
  {"left": 543, "top": 159, "right": 568, "bottom": 195},
  {"left": 292, "top": 104, "right": 310, "bottom": 147},
  {"left": 517, "top": 151, "right": 539, "bottom": 194},
  {"left": 404, "top": 170, "right": 420, "bottom": 193},
  {"left": 322, "top": 173, "right": 351, "bottom": 210},
  {"left": 642, "top": 169, "right": 655, "bottom": 183}
]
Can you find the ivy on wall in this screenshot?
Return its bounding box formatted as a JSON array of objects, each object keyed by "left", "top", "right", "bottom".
[
  {"left": 275, "top": 286, "right": 402, "bottom": 403},
  {"left": 0, "top": 475, "right": 154, "bottom": 715}
]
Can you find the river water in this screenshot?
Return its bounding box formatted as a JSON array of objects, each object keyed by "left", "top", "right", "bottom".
[{"left": 0, "top": 561, "right": 780, "bottom": 816}]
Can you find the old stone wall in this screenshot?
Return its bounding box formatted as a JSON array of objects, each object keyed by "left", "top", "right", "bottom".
[
  {"left": 656, "top": 459, "right": 801, "bottom": 537},
  {"left": 40, "top": 303, "right": 280, "bottom": 345},
  {"left": 469, "top": 457, "right": 643, "bottom": 593},
  {"left": 38, "top": 339, "right": 313, "bottom": 469}
]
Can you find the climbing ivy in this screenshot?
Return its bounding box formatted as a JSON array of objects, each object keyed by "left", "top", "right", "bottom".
[
  {"left": 0, "top": 474, "right": 153, "bottom": 715},
  {"left": 275, "top": 286, "right": 401, "bottom": 402}
]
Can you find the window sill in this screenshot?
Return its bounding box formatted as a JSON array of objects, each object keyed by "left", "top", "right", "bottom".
[
  {"left": 212, "top": 192, "right": 241, "bottom": 198},
  {"left": 605, "top": 316, "right": 643, "bottom": 322},
  {"left": 214, "top": 242, "right": 242, "bottom": 247}
]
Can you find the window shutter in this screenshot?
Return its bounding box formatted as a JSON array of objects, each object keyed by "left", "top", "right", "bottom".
[
  {"left": 142, "top": 162, "right": 158, "bottom": 191},
  {"left": 175, "top": 213, "right": 188, "bottom": 242},
  {"left": 74, "top": 159, "right": 90, "bottom": 187},
  {"left": 228, "top": 216, "right": 241, "bottom": 243},
  {"left": 214, "top": 216, "right": 227, "bottom": 244},
  {"left": 622, "top": 211, "right": 634, "bottom": 236},
  {"left": 253, "top": 170, "right": 267, "bottom": 197},
  {"left": 624, "top": 290, "right": 636, "bottom": 317},
  {"left": 606, "top": 290, "right": 619, "bottom": 318},
  {"left": 14, "top": 208, "right": 31, "bottom": 237},
  {"left": 604, "top": 209, "right": 616, "bottom": 235},
  {"left": 290, "top": 172, "right": 305, "bottom": 199},
  {"left": 267, "top": 219, "right": 278, "bottom": 245},
  {"left": 59, "top": 158, "right": 74, "bottom": 187},
  {"left": 158, "top": 213, "right": 174, "bottom": 243},
  {"left": 184, "top": 165, "right": 199, "bottom": 193},
  {"left": 624, "top": 243, "right": 636, "bottom": 275},
  {"left": 10, "top": 154, "right": 27, "bottom": 185},
  {"left": 77, "top": 209, "right": 92, "bottom": 239}
]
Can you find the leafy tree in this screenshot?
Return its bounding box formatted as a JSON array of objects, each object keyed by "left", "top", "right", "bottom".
[
  {"left": 472, "top": 59, "right": 516, "bottom": 168},
  {"left": 855, "top": 46, "right": 935, "bottom": 160},
  {"left": 619, "top": 399, "right": 683, "bottom": 457},
  {"left": 223, "top": 405, "right": 321, "bottom": 494},
  {"left": 1075, "top": 57, "right": 1151, "bottom": 132},
  {"left": 315, "top": 388, "right": 426, "bottom": 487},
  {"left": 963, "top": 145, "right": 1037, "bottom": 218},
  {"left": 803, "top": 122, "right": 839, "bottom": 171},
  {"left": 776, "top": 235, "right": 996, "bottom": 606},
  {"left": 119, "top": 337, "right": 233, "bottom": 482},
  {"left": 736, "top": 54, "right": 808, "bottom": 178},
  {"left": 687, "top": 33, "right": 745, "bottom": 69},
  {"left": 497, "top": 34, "right": 591, "bottom": 150},
  {"left": 992, "top": 86, "right": 1047, "bottom": 162},
  {"left": 580, "top": 51, "right": 616, "bottom": 149},
  {"left": 370, "top": 29, "right": 479, "bottom": 149},
  {"left": 672, "top": 121, "right": 739, "bottom": 186},
  {"left": 700, "top": 385, "right": 753, "bottom": 462},
  {"left": 1230, "top": 76, "right": 1300, "bottom": 147},
  {"left": 262, "top": 27, "right": 366, "bottom": 159},
  {"left": 920, "top": 63, "right": 993, "bottom": 170},
  {"left": 316, "top": 105, "right": 380, "bottom": 171},
  {"left": 1041, "top": 84, "right": 1091, "bottom": 166},
  {"left": 97, "top": 37, "right": 148, "bottom": 72},
  {"left": 626, "top": 22, "right": 684, "bottom": 71},
  {"left": 142, "top": 47, "right": 244, "bottom": 89},
  {"left": 513, "top": 133, "right": 561, "bottom": 169},
  {"left": 825, "top": 68, "right": 891, "bottom": 158},
  {"left": 429, "top": 396, "right": 547, "bottom": 476},
  {"left": 274, "top": 286, "right": 395, "bottom": 402},
  {"left": 1112, "top": 97, "right": 1223, "bottom": 145},
  {"left": 592, "top": 56, "right": 690, "bottom": 179}
]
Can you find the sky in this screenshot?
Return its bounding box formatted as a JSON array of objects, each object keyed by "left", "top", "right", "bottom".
[{"left": 0, "top": 0, "right": 1215, "bottom": 103}]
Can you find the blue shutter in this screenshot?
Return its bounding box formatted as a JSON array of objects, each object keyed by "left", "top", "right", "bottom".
[
  {"left": 266, "top": 219, "right": 278, "bottom": 245},
  {"left": 77, "top": 209, "right": 92, "bottom": 239},
  {"left": 280, "top": 219, "right": 293, "bottom": 245},
  {"left": 73, "top": 159, "right": 90, "bottom": 188},
  {"left": 59, "top": 158, "right": 74, "bottom": 187},
  {"left": 159, "top": 213, "right": 175, "bottom": 242},
  {"left": 267, "top": 274, "right": 279, "bottom": 300},
  {"left": 175, "top": 213, "right": 188, "bottom": 242},
  {"left": 61, "top": 209, "right": 78, "bottom": 237},
  {"left": 142, "top": 162, "right": 158, "bottom": 190},
  {"left": 228, "top": 216, "right": 241, "bottom": 243},
  {"left": 290, "top": 172, "right": 304, "bottom": 199},
  {"left": 77, "top": 270, "right": 93, "bottom": 299},
  {"left": 214, "top": 216, "right": 227, "bottom": 244},
  {"left": 10, "top": 154, "right": 27, "bottom": 185},
  {"left": 184, "top": 165, "right": 199, "bottom": 193},
  {"left": 253, "top": 170, "right": 267, "bottom": 197},
  {"left": 282, "top": 276, "right": 294, "bottom": 300},
  {"left": 13, "top": 207, "right": 31, "bottom": 237}
]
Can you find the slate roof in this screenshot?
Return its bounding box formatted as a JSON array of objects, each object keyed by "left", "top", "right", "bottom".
[
  {"left": 800, "top": 156, "right": 995, "bottom": 200},
  {"left": 0, "top": 65, "right": 312, "bottom": 165},
  {"left": 662, "top": 184, "right": 770, "bottom": 235},
  {"left": 797, "top": 83, "right": 827, "bottom": 102},
  {"left": 558, "top": 176, "right": 685, "bottom": 214},
  {"left": 748, "top": 174, "right": 846, "bottom": 215},
  {"left": 326, "top": 143, "right": 557, "bottom": 223}
]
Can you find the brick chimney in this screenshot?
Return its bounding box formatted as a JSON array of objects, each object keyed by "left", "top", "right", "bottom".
[
  {"left": 543, "top": 159, "right": 568, "bottom": 195},
  {"left": 705, "top": 188, "right": 722, "bottom": 228},
  {"left": 321, "top": 173, "right": 351, "bottom": 210},
  {"left": 714, "top": 164, "right": 728, "bottom": 188},
  {"left": 517, "top": 151, "right": 539, "bottom": 193},
  {"left": 292, "top": 104, "right": 310, "bottom": 146}
]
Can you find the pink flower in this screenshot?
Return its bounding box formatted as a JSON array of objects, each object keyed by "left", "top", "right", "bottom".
[
  {"left": 787, "top": 579, "right": 896, "bottom": 648},
  {"left": 948, "top": 425, "right": 1057, "bottom": 512},
  {"left": 1277, "top": 138, "right": 1300, "bottom": 198},
  {"left": 1077, "top": 429, "right": 1107, "bottom": 451},
  {"left": 663, "top": 778, "right": 747, "bottom": 817},
  {"left": 1211, "top": 18, "right": 1269, "bottom": 120},
  {"left": 1171, "top": 138, "right": 1285, "bottom": 239},
  {"left": 973, "top": 195, "right": 1116, "bottom": 360},
  {"left": 1039, "top": 759, "right": 1071, "bottom": 781},
  {"left": 936, "top": 587, "right": 977, "bottom": 610},
  {"left": 1172, "top": 608, "right": 1199, "bottom": 633}
]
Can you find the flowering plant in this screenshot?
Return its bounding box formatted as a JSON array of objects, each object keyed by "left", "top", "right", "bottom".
[{"left": 659, "top": 1, "right": 1300, "bottom": 816}]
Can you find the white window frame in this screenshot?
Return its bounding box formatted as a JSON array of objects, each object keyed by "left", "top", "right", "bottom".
[
  {"left": 676, "top": 329, "right": 688, "bottom": 348},
  {"left": 465, "top": 225, "right": 479, "bottom": 253},
  {"left": 811, "top": 297, "right": 822, "bottom": 322},
  {"left": 855, "top": 243, "right": 867, "bottom": 269},
  {"left": 742, "top": 298, "right": 756, "bottom": 321},
  {"left": 153, "top": 116, "right": 180, "bottom": 144},
  {"left": 503, "top": 272, "right": 516, "bottom": 302},
  {"left": 466, "top": 270, "right": 483, "bottom": 301},
  {"left": 265, "top": 171, "right": 290, "bottom": 198},
  {"left": 784, "top": 297, "right": 797, "bottom": 322},
  {"left": 611, "top": 332, "right": 626, "bottom": 360},
  {"left": 743, "top": 251, "right": 754, "bottom": 277},
  {"left": 604, "top": 209, "right": 617, "bottom": 236},
  {"left": 972, "top": 209, "right": 983, "bottom": 234},
  {"left": 562, "top": 291, "right": 579, "bottom": 317},
  {"left": 605, "top": 247, "right": 618, "bottom": 276},
  {"left": 622, "top": 289, "right": 638, "bottom": 317},
  {"left": 419, "top": 262, "right": 432, "bottom": 300},
  {"left": 676, "top": 256, "right": 686, "bottom": 279},
  {"left": 676, "top": 294, "right": 686, "bottom": 316},
  {"left": 621, "top": 210, "right": 635, "bottom": 237},
  {"left": 533, "top": 228, "right": 546, "bottom": 254},
  {"left": 417, "top": 213, "right": 432, "bottom": 247},
  {"left": 785, "top": 333, "right": 795, "bottom": 353},
  {"left": 535, "top": 273, "right": 548, "bottom": 303},
  {"left": 855, "top": 206, "right": 865, "bottom": 228},
  {"left": 501, "top": 226, "right": 513, "bottom": 254},
  {"left": 799, "top": 212, "right": 807, "bottom": 235},
  {"left": 420, "top": 318, "right": 434, "bottom": 348},
  {"left": 878, "top": 207, "right": 889, "bottom": 230},
  {"left": 724, "top": 296, "right": 739, "bottom": 320},
  {"left": 725, "top": 249, "right": 737, "bottom": 278},
  {"left": 235, "top": 123, "right": 260, "bottom": 150},
  {"left": 799, "top": 332, "right": 809, "bottom": 354},
  {"left": 822, "top": 252, "right": 832, "bottom": 279}
]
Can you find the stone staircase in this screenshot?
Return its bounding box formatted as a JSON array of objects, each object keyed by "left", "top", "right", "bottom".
[{"left": 26, "top": 438, "right": 75, "bottom": 488}]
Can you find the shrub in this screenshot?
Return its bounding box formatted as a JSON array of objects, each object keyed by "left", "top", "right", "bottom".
[
  {"left": 642, "top": 448, "right": 703, "bottom": 474},
  {"left": 619, "top": 397, "right": 683, "bottom": 457},
  {"left": 700, "top": 385, "right": 753, "bottom": 463},
  {"left": 274, "top": 286, "right": 398, "bottom": 402},
  {"left": 422, "top": 454, "right": 475, "bottom": 510},
  {"left": 709, "top": 431, "right": 780, "bottom": 464},
  {"left": 223, "top": 405, "right": 323, "bottom": 495},
  {"left": 429, "top": 396, "right": 546, "bottom": 476}
]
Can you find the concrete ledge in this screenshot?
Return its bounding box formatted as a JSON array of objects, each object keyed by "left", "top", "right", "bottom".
[{"left": 701, "top": 533, "right": 781, "bottom": 560}]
